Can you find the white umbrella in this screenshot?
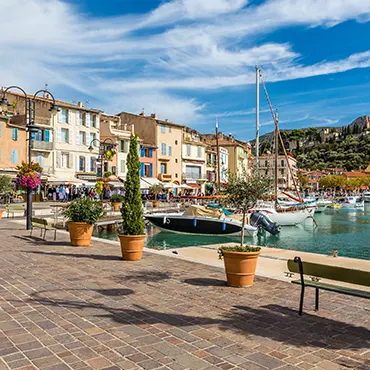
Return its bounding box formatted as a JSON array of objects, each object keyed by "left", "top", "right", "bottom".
[
  {"left": 163, "top": 182, "right": 178, "bottom": 189},
  {"left": 177, "top": 184, "right": 194, "bottom": 190}
]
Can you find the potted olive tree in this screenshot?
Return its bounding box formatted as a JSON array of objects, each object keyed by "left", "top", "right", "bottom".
[
  {"left": 64, "top": 197, "right": 105, "bottom": 246},
  {"left": 111, "top": 193, "right": 124, "bottom": 212},
  {"left": 219, "top": 169, "right": 271, "bottom": 287},
  {"left": 119, "top": 135, "right": 146, "bottom": 261},
  {"left": 149, "top": 183, "right": 164, "bottom": 208}
]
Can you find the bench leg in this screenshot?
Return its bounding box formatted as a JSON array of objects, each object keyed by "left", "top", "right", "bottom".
[
  {"left": 40, "top": 228, "right": 43, "bottom": 237},
  {"left": 54, "top": 228, "right": 57, "bottom": 241},
  {"left": 299, "top": 285, "right": 305, "bottom": 316},
  {"left": 30, "top": 228, "right": 33, "bottom": 238},
  {"left": 315, "top": 288, "right": 319, "bottom": 311},
  {"left": 43, "top": 229, "right": 47, "bottom": 241}
]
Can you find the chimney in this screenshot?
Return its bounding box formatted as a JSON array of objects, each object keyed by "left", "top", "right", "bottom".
[
  {"left": 77, "top": 101, "right": 84, "bottom": 108},
  {"left": 150, "top": 113, "right": 157, "bottom": 119}
]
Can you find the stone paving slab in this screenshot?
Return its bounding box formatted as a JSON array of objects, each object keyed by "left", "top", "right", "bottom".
[{"left": 0, "top": 220, "right": 369, "bottom": 370}]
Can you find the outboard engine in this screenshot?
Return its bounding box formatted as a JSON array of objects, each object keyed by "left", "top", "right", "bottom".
[{"left": 250, "top": 212, "right": 280, "bottom": 236}]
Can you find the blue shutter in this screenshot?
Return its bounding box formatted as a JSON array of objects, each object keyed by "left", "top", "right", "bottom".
[
  {"left": 140, "top": 147, "right": 145, "bottom": 157},
  {"left": 149, "top": 148, "right": 153, "bottom": 158},
  {"left": 149, "top": 163, "right": 153, "bottom": 177},
  {"left": 140, "top": 163, "right": 144, "bottom": 177},
  {"left": 13, "top": 150, "right": 18, "bottom": 164},
  {"left": 10, "top": 150, "right": 14, "bottom": 164},
  {"left": 12, "top": 128, "right": 17, "bottom": 140},
  {"left": 44, "top": 129, "right": 50, "bottom": 142},
  {"left": 31, "top": 132, "right": 36, "bottom": 140}
]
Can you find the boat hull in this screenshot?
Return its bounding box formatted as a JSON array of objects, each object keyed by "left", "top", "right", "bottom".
[
  {"left": 260, "top": 209, "right": 313, "bottom": 226},
  {"left": 145, "top": 214, "right": 258, "bottom": 237}
]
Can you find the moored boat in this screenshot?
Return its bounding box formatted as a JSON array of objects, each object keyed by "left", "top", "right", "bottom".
[{"left": 337, "top": 196, "right": 364, "bottom": 208}]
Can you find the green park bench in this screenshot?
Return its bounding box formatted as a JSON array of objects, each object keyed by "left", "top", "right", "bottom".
[
  {"left": 5, "top": 204, "right": 26, "bottom": 218},
  {"left": 30, "top": 217, "right": 57, "bottom": 241},
  {"left": 287, "top": 257, "right": 370, "bottom": 315}
]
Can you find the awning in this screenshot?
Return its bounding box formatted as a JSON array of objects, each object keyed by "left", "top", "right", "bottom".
[
  {"left": 108, "top": 181, "right": 124, "bottom": 188},
  {"left": 141, "top": 177, "right": 163, "bottom": 187},
  {"left": 187, "top": 183, "right": 200, "bottom": 188},
  {"left": 48, "top": 177, "right": 84, "bottom": 185},
  {"left": 163, "top": 182, "right": 178, "bottom": 189},
  {"left": 177, "top": 184, "right": 195, "bottom": 189}
]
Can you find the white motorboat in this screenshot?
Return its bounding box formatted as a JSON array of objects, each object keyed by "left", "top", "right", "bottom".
[
  {"left": 316, "top": 199, "right": 332, "bottom": 213},
  {"left": 363, "top": 192, "right": 370, "bottom": 203},
  {"left": 338, "top": 196, "right": 364, "bottom": 208}
]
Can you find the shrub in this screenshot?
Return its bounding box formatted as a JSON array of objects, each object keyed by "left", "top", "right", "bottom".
[
  {"left": 121, "top": 135, "right": 145, "bottom": 235},
  {"left": 218, "top": 245, "right": 261, "bottom": 259},
  {"left": 64, "top": 197, "right": 105, "bottom": 224},
  {"left": 111, "top": 194, "right": 124, "bottom": 203}
]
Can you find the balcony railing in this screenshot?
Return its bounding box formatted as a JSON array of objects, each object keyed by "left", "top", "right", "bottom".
[
  {"left": 158, "top": 173, "right": 172, "bottom": 181},
  {"left": 182, "top": 172, "right": 208, "bottom": 180},
  {"left": 31, "top": 141, "right": 53, "bottom": 151},
  {"left": 113, "top": 122, "right": 133, "bottom": 132}
]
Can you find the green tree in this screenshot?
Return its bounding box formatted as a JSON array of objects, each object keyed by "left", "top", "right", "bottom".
[
  {"left": 0, "top": 175, "right": 13, "bottom": 194},
  {"left": 222, "top": 169, "right": 272, "bottom": 245},
  {"left": 121, "top": 135, "right": 144, "bottom": 235},
  {"left": 297, "top": 173, "right": 309, "bottom": 190}
]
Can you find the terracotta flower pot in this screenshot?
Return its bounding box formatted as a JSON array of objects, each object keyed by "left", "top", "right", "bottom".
[
  {"left": 152, "top": 200, "right": 159, "bottom": 208},
  {"left": 112, "top": 202, "right": 121, "bottom": 212},
  {"left": 222, "top": 250, "right": 260, "bottom": 287},
  {"left": 0, "top": 210, "right": 4, "bottom": 220},
  {"left": 68, "top": 222, "right": 94, "bottom": 247},
  {"left": 118, "top": 234, "right": 146, "bottom": 261}
]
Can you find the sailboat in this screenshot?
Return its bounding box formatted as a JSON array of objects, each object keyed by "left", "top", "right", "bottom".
[{"left": 254, "top": 67, "right": 315, "bottom": 226}]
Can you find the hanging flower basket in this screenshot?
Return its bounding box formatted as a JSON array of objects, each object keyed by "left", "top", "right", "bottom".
[
  {"left": 15, "top": 162, "right": 42, "bottom": 190},
  {"left": 105, "top": 149, "right": 116, "bottom": 160}
]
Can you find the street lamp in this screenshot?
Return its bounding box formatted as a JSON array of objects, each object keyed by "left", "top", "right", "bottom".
[{"left": 1, "top": 86, "right": 59, "bottom": 230}]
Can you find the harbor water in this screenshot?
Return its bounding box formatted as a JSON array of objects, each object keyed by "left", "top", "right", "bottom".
[{"left": 94, "top": 206, "right": 370, "bottom": 260}]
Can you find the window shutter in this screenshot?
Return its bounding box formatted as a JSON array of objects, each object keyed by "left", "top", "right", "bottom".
[
  {"left": 58, "top": 110, "right": 62, "bottom": 123},
  {"left": 10, "top": 150, "right": 14, "bottom": 164},
  {"left": 140, "top": 147, "right": 145, "bottom": 157},
  {"left": 75, "top": 155, "right": 79, "bottom": 171},
  {"left": 86, "top": 157, "right": 91, "bottom": 172},
  {"left": 14, "top": 150, "right": 18, "bottom": 164},
  {"left": 68, "top": 129, "right": 73, "bottom": 144},
  {"left": 95, "top": 115, "right": 100, "bottom": 130},
  {"left": 140, "top": 163, "right": 144, "bottom": 177},
  {"left": 86, "top": 132, "right": 90, "bottom": 147},
  {"left": 76, "top": 131, "right": 80, "bottom": 145},
  {"left": 68, "top": 110, "right": 72, "bottom": 124},
  {"left": 149, "top": 148, "right": 153, "bottom": 158},
  {"left": 44, "top": 129, "right": 50, "bottom": 142},
  {"left": 124, "top": 140, "right": 128, "bottom": 153},
  {"left": 149, "top": 163, "right": 153, "bottom": 177},
  {"left": 67, "top": 153, "right": 72, "bottom": 168},
  {"left": 86, "top": 113, "right": 91, "bottom": 128}
]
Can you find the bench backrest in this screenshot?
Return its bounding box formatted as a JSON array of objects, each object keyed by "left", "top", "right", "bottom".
[
  {"left": 31, "top": 217, "right": 48, "bottom": 226},
  {"left": 287, "top": 259, "right": 370, "bottom": 287}
]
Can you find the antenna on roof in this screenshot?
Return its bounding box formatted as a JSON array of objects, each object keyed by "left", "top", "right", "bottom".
[
  {"left": 142, "top": 108, "right": 145, "bottom": 115},
  {"left": 44, "top": 83, "right": 48, "bottom": 91},
  {"left": 85, "top": 100, "right": 89, "bottom": 106}
]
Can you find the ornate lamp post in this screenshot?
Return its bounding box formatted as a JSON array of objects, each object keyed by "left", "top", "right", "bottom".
[{"left": 1, "top": 86, "right": 59, "bottom": 230}]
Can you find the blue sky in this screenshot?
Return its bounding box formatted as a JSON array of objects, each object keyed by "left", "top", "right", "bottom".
[{"left": 3, "top": 0, "right": 370, "bottom": 141}]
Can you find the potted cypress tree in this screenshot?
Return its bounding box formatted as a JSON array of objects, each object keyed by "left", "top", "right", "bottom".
[
  {"left": 219, "top": 169, "right": 271, "bottom": 287},
  {"left": 64, "top": 197, "right": 105, "bottom": 246},
  {"left": 119, "top": 135, "right": 146, "bottom": 261},
  {"left": 149, "top": 184, "right": 164, "bottom": 208}
]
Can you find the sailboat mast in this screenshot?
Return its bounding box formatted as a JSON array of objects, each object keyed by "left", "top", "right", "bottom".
[
  {"left": 274, "top": 109, "right": 279, "bottom": 206},
  {"left": 256, "top": 66, "right": 260, "bottom": 170},
  {"left": 215, "top": 117, "right": 221, "bottom": 192}
]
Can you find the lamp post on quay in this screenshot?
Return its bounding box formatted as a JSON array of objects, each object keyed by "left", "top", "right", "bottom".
[
  {"left": 0, "top": 86, "right": 59, "bottom": 230},
  {"left": 88, "top": 137, "right": 117, "bottom": 200}
]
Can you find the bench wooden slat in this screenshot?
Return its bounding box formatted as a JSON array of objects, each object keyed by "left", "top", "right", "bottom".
[
  {"left": 292, "top": 279, "right": 370, "bottom": 299},
  {"left": 287, "top": 259, "right": 370, "bottom": 287}
]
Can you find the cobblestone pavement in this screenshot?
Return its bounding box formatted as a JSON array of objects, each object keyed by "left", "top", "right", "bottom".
[{"left": 0, "top": 220, "right": 369, "bottom": 370}]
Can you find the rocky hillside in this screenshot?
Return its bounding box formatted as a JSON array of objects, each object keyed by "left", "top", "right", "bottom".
[{"left": 252, "top": 116, "right": 370, "bottom": 171}]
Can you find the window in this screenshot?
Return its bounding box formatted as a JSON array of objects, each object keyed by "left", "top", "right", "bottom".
[
  {"left": 61, "top": 128, "right": 69, "bottom": 143},
  {"left": 36, "top": 153, "right": 44, "bottom": 167},
  {"left": 186, "top": 144, "right": 191, "bottom": 156},
  {"left": 175, "top": 140, "right": 178, "bottom": 145},
  {"left": 175, "top": 173, "right": 178, "bottom": 178},
  {"left": 168, "top": 146, "right": 172, "bottom": 156},
  {"left": 79, "top": 131, "right": 86, "bottom": 145},
  {"left": 60, "top": 109, "right": 68, "bottom": 123},
  {"left": 197, "top": 146, "right": 202, "bottom": 158},
  {"left": 161, "top": 143, "right": 166, "bottom": 155},
  {"left": 120, "top": 160, "right": 126, "bottom": 174},
  {"left": 143, "top": 163, "right": 153, "bottom": 177},
  {"left": 280, "top": 169, "right": 284, "bottom": 175},
  {"left": 169, "top": 126, "right": 172, "bottom": 133},
  {"left": 10, "top": 150, "right": 18, "bottom": 164},
  {"left": 160, "top": 163, "right": 167, "bottom": 174},
  {"left": 61, "top": 153, "right": 68, "bottom": 168},
  {"left": 120, "top": 140, "right": 129, "bottom": 153},
  {"left": 78, "top": 112, "right": 85, "bottom": 126},
  {"left": 91, "top": 115, "right": 96, "bottom": 128},
  {"left": 12, "top": 128, "right": 18, "bottom": 141},
  {"left": 265, "top": 160, "right": 268, "bottom": 167},
  {"left": 91, "top": 158, "right": 97, "bottom": 172},
  {"left": 175, "top": 159, "right": 178, "bottom": 163},
  {"left": 281, "top": 160, "right": 285, "bottom": 167},
  {"left": 79, "top": 156, "right": 85, "bottom": 171},
  {"left": 186, "top": 165, "right": 201, "bottom": 179},
  {"left": 90, "top": 133, "right": 96, "bottom": 146},
  {"left": 160, "top": 124, "right": 165, "bottom": 133}
]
